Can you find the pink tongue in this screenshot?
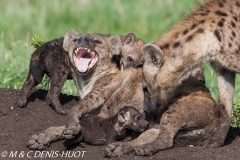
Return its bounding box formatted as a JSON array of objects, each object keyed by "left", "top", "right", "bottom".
[{"left": 78, "top": 58, "right": 91, "bottom": 73}]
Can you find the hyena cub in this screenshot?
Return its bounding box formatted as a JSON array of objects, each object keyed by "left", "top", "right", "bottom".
[
  {"left": 16, "top": 37, "right": 71, "bottom": 115},
  {"left": 64, "top": 106, "right": 149, "bottom": 147},
  {"left": 118, "top": 33, "right": 145, "bottom": 71}
]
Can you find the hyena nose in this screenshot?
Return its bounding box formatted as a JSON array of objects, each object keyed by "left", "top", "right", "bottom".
[
  {"left": 144, "top": 104, "right": 149, "bottom": 113},
  {"left": 78, "top": 36, "right": 90, "bottom": 44}
]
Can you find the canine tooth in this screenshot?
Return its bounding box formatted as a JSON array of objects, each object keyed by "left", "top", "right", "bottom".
[
  {"left": 89, "top": 60, "right": 94, "bottom": 67},
  {"left": 88, "top": 49, "right": 90, "bottom": 52},
  {"left": 92, "top": 52, "right": 96, "bottom": 56}
]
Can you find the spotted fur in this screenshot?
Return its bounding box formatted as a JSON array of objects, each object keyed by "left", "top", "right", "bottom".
[{"left": 141, "top": 0, "right": 239, "bottom": 155}]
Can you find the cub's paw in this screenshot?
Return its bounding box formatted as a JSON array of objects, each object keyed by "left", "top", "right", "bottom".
[
  {"left": 16, "top": 98, "right": 27, "bottom": 108},
  {"left": 27, "top": 133, "right": 51, "bottom": 150},
  {"left": 105, "top": 143, "right": 123, "bottom": 158},
  {"left": 63, "top": 124, "right": 81, "bottom": 139},
  {"left": 135, "top": 145, "right": 155, "bottom": 156}
]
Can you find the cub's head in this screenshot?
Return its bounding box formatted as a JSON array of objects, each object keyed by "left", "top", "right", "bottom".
[
  {"left": 117, "top": 106, "right": 149, "bottom": 132},
  {"left": 63, "top": 29, "right": 122, "bottom": 76},
  {"left": 112, "top": 32, "right": 145, "bottom": 71}
]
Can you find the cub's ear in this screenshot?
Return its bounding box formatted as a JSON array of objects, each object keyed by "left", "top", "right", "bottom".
[
  {"left": 118, "top": 110, "right": 130, "bottom": 123},
  {"left": 63, "top": 29, "right": 78, "bottom": 52},
  {"left": 107, "top": 35, "right": 122, "bottom": 56},
  {"left": 122, "top": 32, "right": 137, "bottom": 45},
  {"left": 141, "top": 44, "right": 163, "bottom": 68}
]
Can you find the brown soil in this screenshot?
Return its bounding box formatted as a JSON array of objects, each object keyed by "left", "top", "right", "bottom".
[{"left": 0, "top": 88, "right": 240, "bottom": 160}]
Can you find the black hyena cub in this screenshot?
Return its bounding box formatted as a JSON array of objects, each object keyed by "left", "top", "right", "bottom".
[
  {"left": 16, "top": 37, "right": 72, "bottom": 115},
  {"left": 64, "top": 106, "right": 149, "bottom": 147}
]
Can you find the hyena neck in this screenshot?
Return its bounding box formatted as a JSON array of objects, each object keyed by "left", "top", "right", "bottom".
[{"left": 77, "top": 61, "right": 119, "bottom": 98}]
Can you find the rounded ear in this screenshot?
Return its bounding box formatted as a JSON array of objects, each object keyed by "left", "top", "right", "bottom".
[
  {"left": 63, "top": 29, "right": 78, "bottom": 52},
  {"left": 118, "top": 110, "right": 130, "bottom": 123},
  {"left": 141, "top": 44, "right": 163, "bottom": 68},
  {"left": 122, "top": 32, "right": 137, "bottom": 45},
  {"left": 118, "top": 111, "right": 126, "bottom": 123},
  {"left": 107, "top": 35, "right": 122, "bottom": 56}
]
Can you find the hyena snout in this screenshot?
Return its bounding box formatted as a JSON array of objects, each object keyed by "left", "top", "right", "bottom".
[
  {"left": 77, "top": 36, "right": 90, "bottom": 45},
  {"left": 132, "top": 115, "right": 149, "bottom": 132}
]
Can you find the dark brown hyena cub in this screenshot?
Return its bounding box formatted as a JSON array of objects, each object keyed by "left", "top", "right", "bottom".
[
  {"left": 16, "top": 37, "right": 72, "bottom": 115},
  {"left": 63, "top": 106, "right": 149, "bottom": 147}
]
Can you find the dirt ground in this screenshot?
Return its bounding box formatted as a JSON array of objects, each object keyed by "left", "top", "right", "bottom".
[{"left": 0, "top": 88, "right": 240, "bottom": 160}]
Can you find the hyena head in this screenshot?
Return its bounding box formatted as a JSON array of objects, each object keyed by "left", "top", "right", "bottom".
[
  {"left": 141, "top": 43, "right": 165, "bottom": 114},
  {"left": 117, "top": 106, "right": 149, "bottom": 132},
  {"left": 63, "top": 29, "right": 122, "bottom": 76},
  {"left": 112, "top": 32, "right": 145, "bottom": 71},
  {"left": 141, "top": 43, "right": 206, "bottom": 113}
]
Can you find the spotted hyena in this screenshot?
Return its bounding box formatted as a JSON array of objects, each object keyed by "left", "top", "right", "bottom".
[{"left": 138, "top": 0, "right": 240, "bottom": 155}]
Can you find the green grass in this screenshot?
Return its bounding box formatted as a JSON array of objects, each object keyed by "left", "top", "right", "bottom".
[{"left": 1, "top": 0, "right": 240, "bottom": 126}]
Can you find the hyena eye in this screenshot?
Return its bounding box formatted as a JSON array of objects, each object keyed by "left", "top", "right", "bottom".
[
  {"left": 143, "top": 87, "right": 149, "bottom": 94},
  {"left": 127, "top": 56, "right": 133, "bottom": 62},
  {"left": 73, "top": 39, "right": 78, "bottom": 42},
  {"left": 93, "top": 39, "right": 102, "bottom": 44},
  {"left": 135, "top": 116, "right": 140, "bottom": 121}
]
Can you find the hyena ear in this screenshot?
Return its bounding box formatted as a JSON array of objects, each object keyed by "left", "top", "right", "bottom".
[
  {"left": 141, "top": 43, "right": 163, "bottom": 68},
  {"left": 63, "top": 29, "right": 78, "bottom": 52},
  {"left": 107, "top": 35, "right": 122, "bottom": 56},
  {"left": 122, "top": 32, "right": 137, "bottom": 45},
  {"left": 118, "top": 110, "right": 130, "bottom": 123}
]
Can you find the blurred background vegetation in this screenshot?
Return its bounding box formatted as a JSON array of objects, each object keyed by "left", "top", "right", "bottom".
[{"left": 1, "top": 0, "right": 240, "bottom": 126}]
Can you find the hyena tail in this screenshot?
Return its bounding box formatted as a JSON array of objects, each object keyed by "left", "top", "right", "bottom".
[{"left": 203, "top": 104, "right": 231, "bottom": 148}]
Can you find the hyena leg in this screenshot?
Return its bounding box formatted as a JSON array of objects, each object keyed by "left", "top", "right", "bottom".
[
  {"left": 16, "top": 71, "right": 43, "bottom": 108},
  {"left": 27, "top": 126, "right": 65, "bottom": 150},
  {"left": 134, "top": 116, "right": 183, "bottom": 156},
  {"left": 105, "top": 128, "right": 159, "bottom": 158},
  {"left": 46, "top": 71, "right": 69, "bottom": 115},
  {"left": 215, "top": 68, "right": 235, "bottom": 117},
  {"left": 203, "top": 104, "right": 231, "bottom": 148}
]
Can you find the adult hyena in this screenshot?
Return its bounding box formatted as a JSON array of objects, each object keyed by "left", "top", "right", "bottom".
[{"left": 140, "top": 0, "right": 240, "bottom": 152}]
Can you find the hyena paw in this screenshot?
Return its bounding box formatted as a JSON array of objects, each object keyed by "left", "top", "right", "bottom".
[
  {"left": 16, "top": 98, "right": 27, "bottom": 108},
  {"left": 135, "top": 145, "right": 154, "bottom": 156},
  {"left": 27, "top": 133, "right": 51, "bottom": 150},
  {"left": 55, "top": 107, "right": 69, "bottom": 116},
  {"left": 63, "top": 124, "right": 81, "bottom": 139},
  {"left": 105, "top": 143, "right": 123, "bottom": 158}
]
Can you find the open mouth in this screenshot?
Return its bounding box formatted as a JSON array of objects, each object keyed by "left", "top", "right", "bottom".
[{"left": 73, "top": 47, "right": 98, "bottom": 73}]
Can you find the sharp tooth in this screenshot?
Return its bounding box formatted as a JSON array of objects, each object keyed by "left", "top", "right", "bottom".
[
  {"left": 89, "top": 60, "right": 94, "bottom": 68},
  {"left": 88, "top": 49, "right": 90, "bottom": 52},
  {"left": 92, "top": 52, "right": 95, "bottom": 56}
]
